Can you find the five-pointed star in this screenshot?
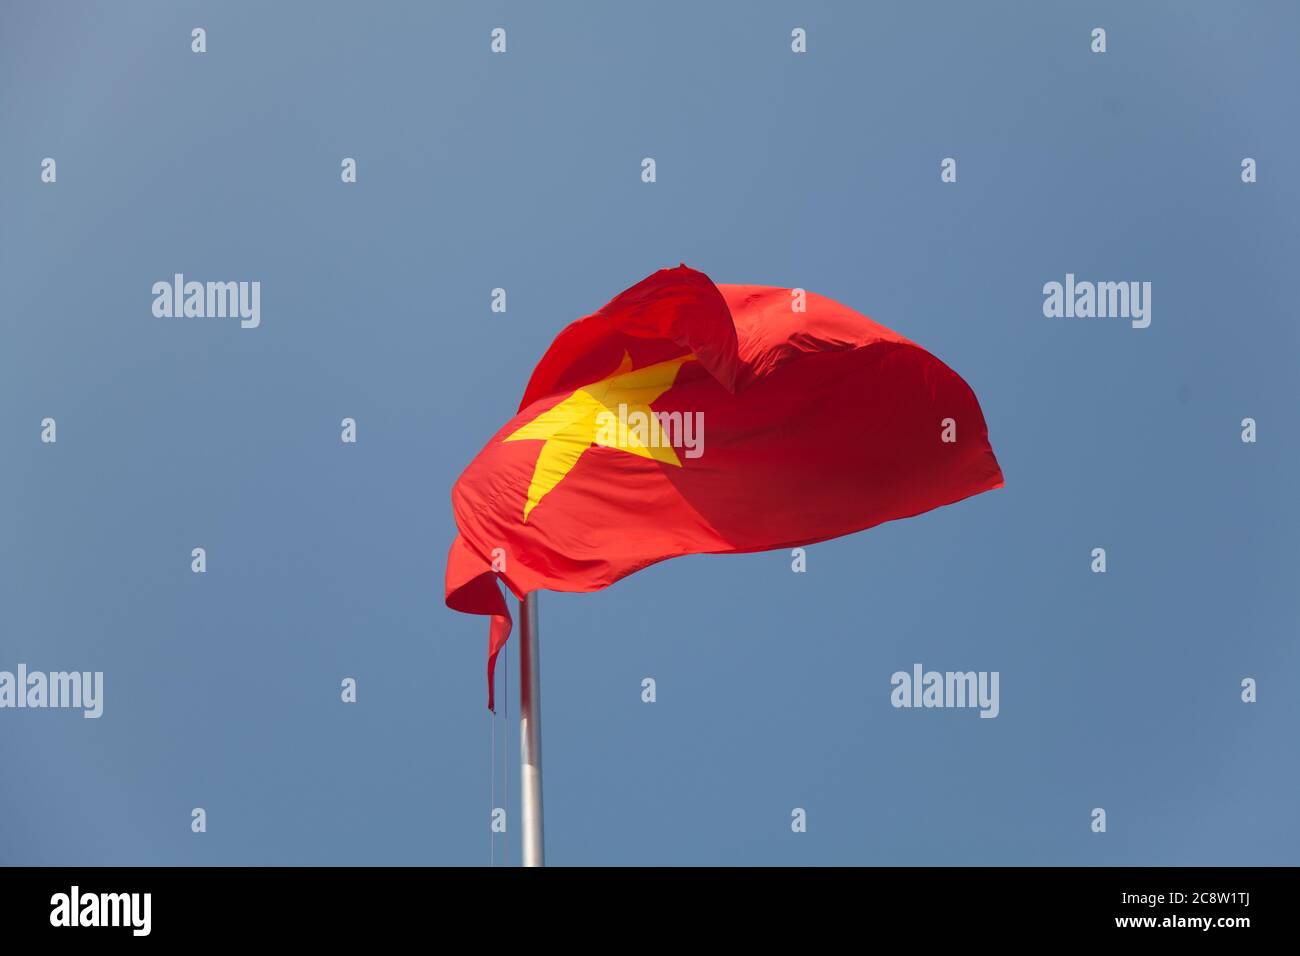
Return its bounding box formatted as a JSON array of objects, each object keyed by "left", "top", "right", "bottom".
[{"left": 504, "top": 352, "right": 695, "bottom": 520}]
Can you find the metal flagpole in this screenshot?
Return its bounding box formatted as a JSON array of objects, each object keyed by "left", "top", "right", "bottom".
[{"left": 519, "top": 592, "right": 545, "bottom": 866}]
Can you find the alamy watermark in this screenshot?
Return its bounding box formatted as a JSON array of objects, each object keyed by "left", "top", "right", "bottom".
[
  {"left": 0, "top": 665, "right": 103, "bottom": 718},
  {"left": 1042, "top": 273, "right": 1151, "bottom": 328},
  {"left": 152, "top": 274, "right": 260, "bottom": 328},
  {"left": 891, "top": 663, "right": 999, "bottom": 718},
  {"left": 50, "top": 886, "right": 150, "bottom": 936},
  {"left": 595, "top": 404, "right": 704, "bottom": 459}
]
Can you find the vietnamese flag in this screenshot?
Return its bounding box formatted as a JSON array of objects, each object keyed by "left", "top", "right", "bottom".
[{"left": 446, "top": 265, "right": 1003, "bottom": 709}]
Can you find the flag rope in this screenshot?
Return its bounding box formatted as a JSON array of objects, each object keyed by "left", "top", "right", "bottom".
[{"left": 503, "top": 636, "right": 509, "bottom": 867}]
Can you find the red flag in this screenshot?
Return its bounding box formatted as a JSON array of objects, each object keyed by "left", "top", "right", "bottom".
[{"left": 446, "top": 265, "right": 1003, "bottom": 709}]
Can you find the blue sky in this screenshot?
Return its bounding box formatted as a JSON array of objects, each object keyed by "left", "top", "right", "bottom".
[{"left": 1, "top": 0, "right": 1297, "bottom": 865}]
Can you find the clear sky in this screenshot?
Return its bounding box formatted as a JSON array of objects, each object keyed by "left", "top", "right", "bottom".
[{"left": 2, "top": 0, "right": 1297, "bottom": 866}]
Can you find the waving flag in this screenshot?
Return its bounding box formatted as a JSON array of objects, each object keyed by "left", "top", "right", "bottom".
[{"left": 446, "top": 265, "right": 1003, "bottom": 709}]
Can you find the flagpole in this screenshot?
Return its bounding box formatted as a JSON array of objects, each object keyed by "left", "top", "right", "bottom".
[{"left": 519, "top": 591, "right": 545, "bottom": 866}]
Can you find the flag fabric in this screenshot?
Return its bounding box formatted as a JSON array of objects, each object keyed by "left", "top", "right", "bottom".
[{"left": 446, "top": 265, "right": 1003, "bottom": 709}]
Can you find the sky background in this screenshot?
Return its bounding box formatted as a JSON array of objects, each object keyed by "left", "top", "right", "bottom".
[{"left": 1, "top": 0, "right": 1297, "bottom": 866}]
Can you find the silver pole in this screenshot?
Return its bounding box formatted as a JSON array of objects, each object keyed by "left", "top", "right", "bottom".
[{"left": 519, "top": 592, "right": 545, "bottom": 866}]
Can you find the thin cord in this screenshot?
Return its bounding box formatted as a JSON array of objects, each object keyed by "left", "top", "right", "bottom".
[
  {"left": 504, "top": 637, "right": 509, "bottom": 868},
  {"left": 490, "top": 694, "right": 496, "bottom": 867}
]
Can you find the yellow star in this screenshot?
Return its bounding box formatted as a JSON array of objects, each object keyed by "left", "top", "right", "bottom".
[{"left": 504, "top": 352, "right": 695, "bottom": 520}]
